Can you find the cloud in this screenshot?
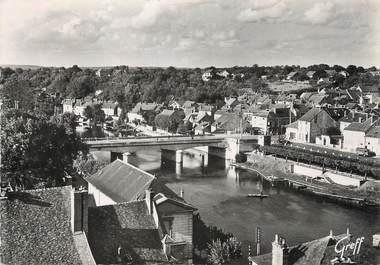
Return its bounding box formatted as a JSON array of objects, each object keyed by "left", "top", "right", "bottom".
[
  {"left": 304, "top": 2, "right": 335, "bottom": 25},
  {"left": 237, "top": 1, "right": 292, "bottom": 23}
]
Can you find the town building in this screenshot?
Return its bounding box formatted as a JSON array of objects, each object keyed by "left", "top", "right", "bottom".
[
  {"left": 285, "top": 107, "right": 345, "bottom": 143},
  {"left": 101, "top": 101, "right": 121, "bottom": 117},
  {"left": 127, "top": 102, "right": 162, "bottom": 124},
  {"left": 343, "top": 118, "right": 380, "bottom": 154},
  {"left": 251, "top": 108, "right": 294, "bottom": 135},
  {"left": 86, "top": 159, "right": 196, "bottom": 264}
]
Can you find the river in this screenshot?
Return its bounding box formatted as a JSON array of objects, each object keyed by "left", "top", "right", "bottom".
[{"left": 92, "top": 148, "right": 380, "bottom": 262}]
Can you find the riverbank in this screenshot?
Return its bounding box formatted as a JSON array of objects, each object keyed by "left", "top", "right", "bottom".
[{"left": 233, "top": 153, "right": 380, "bottom": 208}]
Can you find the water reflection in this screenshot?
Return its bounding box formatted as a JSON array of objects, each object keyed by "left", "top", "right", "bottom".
[{"left": 92, "top": 147, "right": 380, "bottom": 263}]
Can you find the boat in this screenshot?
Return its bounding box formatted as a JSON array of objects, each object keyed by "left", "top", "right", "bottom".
[{"left": 246, "top": 193, "right": 268, "bottom": 198}]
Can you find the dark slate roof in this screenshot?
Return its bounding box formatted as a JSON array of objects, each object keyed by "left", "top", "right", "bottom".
[
  {"left": 298, "top": 108, "right": 322, "bottom": 121},
  {"left": 86, "top": 159, "right": 180, "bottom": 203},
  {"left": 366, "top": 125, "right": 380, "bottom": 138},
  {"left": 88, "top": 200, "right": 169, "bottom": 264},
  {"left": 250, "top": 236, "right": 331, "bottom": 265},
  {"left": 0, "top": 186, "right": 82, "bottom": 265},
  {"left": 344, "top": 119, "right": 373, "bottom": 132},
  {"left": 339, "top": 112, "right": 367, "bottom": 123}
]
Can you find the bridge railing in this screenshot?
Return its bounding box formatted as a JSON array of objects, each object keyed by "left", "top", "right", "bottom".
[{"left": 83, "top": 134, "right": 214, "bottom": 142}]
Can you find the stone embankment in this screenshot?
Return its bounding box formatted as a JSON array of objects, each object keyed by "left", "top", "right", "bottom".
[{"left": 233, "top": 152, "right": 380, "bottom": 207}]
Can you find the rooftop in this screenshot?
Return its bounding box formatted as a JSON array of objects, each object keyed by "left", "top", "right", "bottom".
[
  {"left": 0, "top": 186, "right": 82, "bottom": 265},
  {"left": 88, "top": 200, "right": 169, "bottom": 264},
  {"left": 86, "top": 159, "right": 180, "bottom": 203}
]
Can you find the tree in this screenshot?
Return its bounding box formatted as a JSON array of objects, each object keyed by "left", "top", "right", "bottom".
[
  {"left": 83, "top": 104, "right": 105, "bottom": 124},
  {"left": 1, "top": 77, "right": 34, "bottom": 111},
  {"left": 0, "top": 110, "right": 88, "bottom": 188}
]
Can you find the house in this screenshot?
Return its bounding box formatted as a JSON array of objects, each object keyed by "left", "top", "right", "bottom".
[
  {"left": 86, "top": 159, "right": 196, "bottom": 264},
  {"left": 101, "top": 101, "right": 121, "bottom": 117},
  {"left": 197, "top": 103, "right": 216, "bottom": 116},
  {"left": 251, "top": 108, "right": 294, "bottom": 135},
  {"left": 73, "top": 100, "right": 90, "bottom": 116},
  {"left": 0, "top": 186, "right": 96, "bottom": 265},
  {"left": 339, "top": 111, "right": 369, "bottom": 132},
  {"left": 62, "top": 99, "right": 76, "bottom": 113},
  {"left": 169, "top": 100, "right": 185, "bottom": 110},
  {"left": 88, "top": 199, "right": 169, "bottom": 264},
  {"left": 221, "top": 97, "right": 240, "bottom": 112},
  {"left": 202, "top": 69, "right": 215, "bottom": 81},
  {"left": 127, "top": 102, "right": 161, "bottom": 124},
  {"left": 182, "top": 100, "right": 198, "bottom": 114},
  {"left": 343, "top": 118, "right": 380, "bottom": 153},
  {"left": 286, "top": 71, "right": 298, "bottom": 81},
  {"left": 216, "top": 69, "right": 230, "bottom": 78},
  {"left": 306, "top": 70, "right": 316, "bottom": 79},
  {"left": 249, "top": 230, "right": 380, "bottom": 265},
  {"left": 285, "top": 108, "right": 339, "bottom": 143},
  {"left": 366, "top": 124, "right": 380, "bottom": 155},
  {"left": 211, "top": 113, "right": 248, "bottom": 134}
]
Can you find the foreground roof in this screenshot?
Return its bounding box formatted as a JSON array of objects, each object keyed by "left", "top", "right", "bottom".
[
  {"left": 88, "top": 200, "right": 169, "bottom": 265},
  {"left": 86, "top": 159, "right": 180, "bottom": 203},
  {"left": 250, "top": 234, "right": 380, "bottom": 265},
  {"left": 0, "top": 186, "right": 82, "bottom": 265}
]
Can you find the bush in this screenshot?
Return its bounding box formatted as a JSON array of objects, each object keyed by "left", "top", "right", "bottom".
[{"left": 235, "top": 152, "right": 247, "bottom": 163}]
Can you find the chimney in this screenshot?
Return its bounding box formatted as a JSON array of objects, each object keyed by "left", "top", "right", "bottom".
[
  {"left": 71, "top": 188, "right": 89, "bottom": 234},
  {"left": 180, "top": 188, "right": 184, "bottom": 199},
  {"left": 145, "top": 189, "right": 152, "bottom": 215},
  {"left": 272, "top": 235, "right": 289, "bottom": 265}
]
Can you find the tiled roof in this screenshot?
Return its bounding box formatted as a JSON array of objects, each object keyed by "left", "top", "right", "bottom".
[
  {"left": 286, "top": 121, "right": 298, "bottom": 129},
  {"left": 0, "top": 186, "right": 82, "bottom": 265},
  {"left": 86, "top": 159, "right": 180, "bottom": 203},
  {"left": 88, "top": 200, "right": 169, "bottom": 264}
]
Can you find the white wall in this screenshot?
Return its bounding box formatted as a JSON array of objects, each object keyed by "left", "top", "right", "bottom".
[
  {"left": 343, "top": 130, "right": 365, "bottom": 151},
  {"left": 88, "top": 183, "right": 116, "bottom": 206}
]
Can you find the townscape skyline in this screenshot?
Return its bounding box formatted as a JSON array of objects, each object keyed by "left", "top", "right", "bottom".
[{"left": 1, "top": 0, "right": 380, "bottom": 67}]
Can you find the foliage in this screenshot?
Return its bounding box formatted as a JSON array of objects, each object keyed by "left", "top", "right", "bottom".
[
  {"left": 193, "top": 213, "right": 234, "bottom": 251},
  {"left": 0, "top": 110, "right": 88, "bottom": 188},
  {"left": 207, "top": 238, "right": 242, "bottom": 265},
  {"left": 235, "top": 152, "right": 247, "bottom": 163},
  {"left": 83, "top": 104, "right": 106, "bottom": 124},
  {"left": 154, "top": 110, "right": 185, "bottom": 133},
  {"left": 73, "top": 153, "right": 108, "bottom": 176},
  {"left": 177, "top": 121, "right": 193, "bottom": 134}
]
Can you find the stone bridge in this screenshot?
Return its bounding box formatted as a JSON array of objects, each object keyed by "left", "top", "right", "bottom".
[{"left": 85, "top": 134, "right": 259, "bottom": 173}]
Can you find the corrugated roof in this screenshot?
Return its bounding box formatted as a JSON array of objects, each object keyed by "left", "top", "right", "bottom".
[
  {"left": 88, "top": 201, "right": 169, "bottom": 264},
  {"left": 86, "top": 159, "right": 180, "bottom": 203},
  {"left": 0, "top": 186, "right": 82, "bottom": 265}
]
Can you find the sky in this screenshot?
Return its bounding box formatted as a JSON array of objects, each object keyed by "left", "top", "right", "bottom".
[{"left": 1, "top": 0, "right": 380, "bottom": 68}]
